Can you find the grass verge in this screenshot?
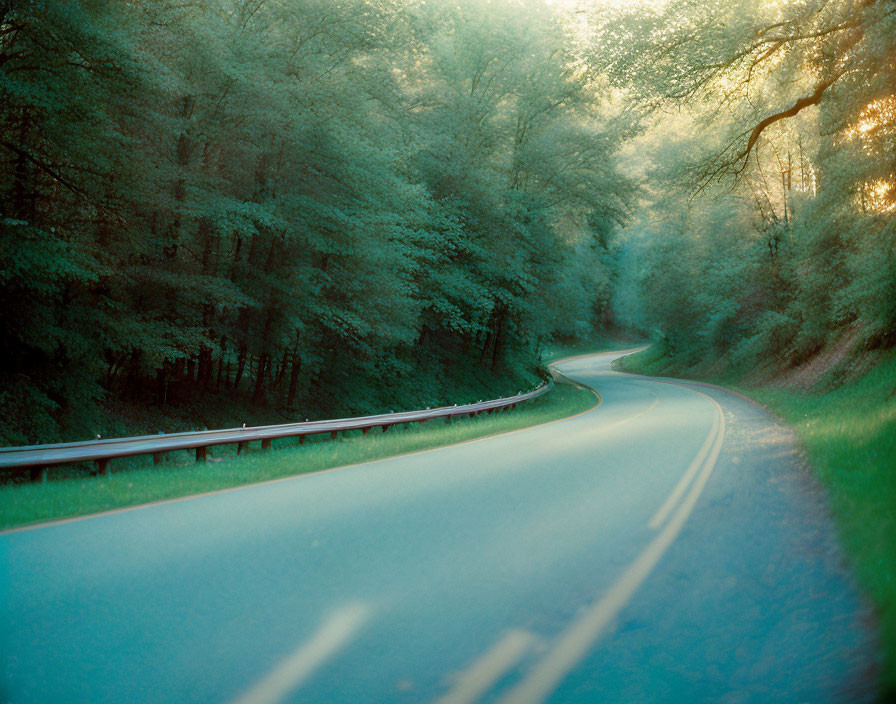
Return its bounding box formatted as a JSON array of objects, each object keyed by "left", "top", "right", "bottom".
[
  {"left": 0, "top": 374, "right": 598, "bottom": 531},
  {"left": 617, "top": 343, "right": 896, "bottom": 697}
]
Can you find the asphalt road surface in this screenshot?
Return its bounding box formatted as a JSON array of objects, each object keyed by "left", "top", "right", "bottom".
[{"left": 1, "top": 350, "right": 878, "bottom": 703}]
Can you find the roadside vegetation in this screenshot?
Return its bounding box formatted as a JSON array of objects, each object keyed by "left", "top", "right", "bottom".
[
  {"left": 0, "top": 0, "right": 628, "bottom": 448},
  {"left": 2, "top": 0, "right": 893, "bottom": 692},
  {"left": 601, "top": 0, "right": 894, "bottom": 694},
  {"left": 0, "top": 375, "right": 597, "bottom": 531},
  {"left": 618, "top": 344, "right": 896, "bottom": 695}
]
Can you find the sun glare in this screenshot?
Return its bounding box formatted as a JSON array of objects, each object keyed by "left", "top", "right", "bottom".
[
  {"left": 860, "top": 178, "right": 896, "bottom": 214},
  {"left": 845, "top": 96, "right": 896, "bottom": 154}
]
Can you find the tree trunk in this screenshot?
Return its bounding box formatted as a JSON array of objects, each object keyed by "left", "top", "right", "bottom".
[
  {"left": 155, "top": 366, "right": 168, "bottom": 406},
  {"left": 11, "top": 109, "right": 32, "bottom": 220},
  {"left": 197, "top": 345, "right": 213, "bottom": 393},
  {"left": 491, "top": 303, "right": 507, "bottom": 372},
  {"left": 287, "top": 352, "right": 301, "bottom": 408},
  {"left": 234, "top": 344, "right": 247, "bottom": 390},
  {"left": 286, "top": 331, "right": 302, "bottom": 408},
  {"left": 216, "top": 336, "right": 227, "bottom": 391},
  {"left": 252, "top": 353, "right": 268, "bottom": 404},
  {"left": 274, "top": 351, "right": 288, "bottom": 392}
]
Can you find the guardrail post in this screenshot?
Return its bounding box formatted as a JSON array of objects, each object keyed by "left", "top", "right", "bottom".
[
  {"left": 330, "top": 431, "right": 338, "bottom": 441},
  {"left": 381, "top": 425, "right": 389, "bottom": 432},
  {"left": 261, "top": 439, "right": 272, "bottom": 450},
  {"left": 362, "top": 427, "right": 370, "bottom": 436},
  {"left": 153, "top": 452, "right": 166, "bottom": 466},
  {"left": 196, "top": 446, "right": 207, "bottom": 462},
  {"left": 29, "top": 467, "right": 48, "bottom": 484},
  {"left": 95, "top": 458, "right": 111, "bottom": 477},
  {"left": 237, "top": 441, "right": 248, "bottom": 455},
  {"left": 299, "top": 435, "right": 306, "bottom": 445}
]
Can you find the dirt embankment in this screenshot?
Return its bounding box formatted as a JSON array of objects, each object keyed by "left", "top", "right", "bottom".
[{"left": 758, "top": 326, "right": 865, "bottom": 391}]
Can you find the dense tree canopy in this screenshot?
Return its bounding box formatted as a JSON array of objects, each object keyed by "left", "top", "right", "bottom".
[
  {"left": 604, "top": 0, "right": 896, "bottom": 371},
  {"left": 4, "top": 0, "right": 891, "bottom": 445},
  {"left": 0, "top": 0, "right": 630, "bottom": 444},
  {"left": 597, "top": 0, "right": 895, "bottom": 186}
]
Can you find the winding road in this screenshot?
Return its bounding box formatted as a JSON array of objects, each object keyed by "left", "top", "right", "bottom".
[{"left": 0, "top": 350, "right": 877, "bottom": 703}]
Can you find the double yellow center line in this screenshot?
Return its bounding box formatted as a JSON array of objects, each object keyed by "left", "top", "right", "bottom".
[{"left": 496, "top": 385, "right": 726, "bottom": 704}]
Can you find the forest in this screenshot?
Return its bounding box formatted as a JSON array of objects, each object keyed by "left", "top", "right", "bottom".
[
  {"left": 4, "top": 0, "right": 895, "bottom": 696},
  {"left": 0, "top": 0, "right": 630, "bottom": 445},
  {"left": 607, "top": 0, "right": 896, "bottom": 377},
  {"left": 1, "top": 0, "right": 894, "bottom": 445}
]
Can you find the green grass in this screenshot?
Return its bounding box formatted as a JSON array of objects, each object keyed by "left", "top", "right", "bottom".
[
  {"left": 0, "top": 378, "right": 598, "bottom": 531},
  {"left": 618, "top": 343, "right": 896, "bottom": 696}
]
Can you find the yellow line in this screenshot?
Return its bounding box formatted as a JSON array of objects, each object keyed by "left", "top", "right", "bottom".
[
  {"left": 498, "top": 389, "right": 726, "bottom": 704},
  {"left": 227, "top": 603, "right": 370, "bottom": 704},
  {"left": 435, "top": 630, "right": 536, "bottom": 704},
  {"left": 647, "top": 407, "right": 720, "bottom": 530}
]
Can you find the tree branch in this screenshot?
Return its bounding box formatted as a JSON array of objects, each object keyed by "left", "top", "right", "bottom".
[
  {"left": 0, "top": 140, "right": 92, "bottom": 200},
  {"left": 736, "top": 71, "right": 842, "bottom": 172},
  {"left": 0, "top": 140, "right": 130, "bottom": 229}
]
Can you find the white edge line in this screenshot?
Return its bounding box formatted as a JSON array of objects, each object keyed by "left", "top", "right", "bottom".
[
  {"left": 435, "top": 630, "right": 537, "bottom": 704},
  {"left": 498, "top": 392, "right": 726, "bottom": 704},
  {"left": 228, "top": 602, "right": 370, "bottom": 704}
]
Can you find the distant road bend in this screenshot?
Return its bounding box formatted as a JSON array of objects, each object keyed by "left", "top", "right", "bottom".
[{"left": 1, "top": 350, "right": 877, "bottom": 703}]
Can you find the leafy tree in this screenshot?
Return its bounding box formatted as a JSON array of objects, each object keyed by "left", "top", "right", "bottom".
[{"left": 0, "top": 0, "right": 630, "bottom": 444}]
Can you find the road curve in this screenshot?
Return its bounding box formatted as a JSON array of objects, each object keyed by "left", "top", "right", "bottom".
[{"left": 0, "top": 350, "right": 877, "bottom": 703}]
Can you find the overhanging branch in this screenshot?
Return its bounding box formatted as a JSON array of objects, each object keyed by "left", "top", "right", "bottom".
[{"left": 734, "top": 70, "right": 843, "bottom": 174}]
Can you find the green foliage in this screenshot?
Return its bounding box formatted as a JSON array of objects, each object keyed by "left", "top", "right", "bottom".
[
  {"left": 622, "top": 178, "right": 896, "bottom": 374},
  {"left": 0, "top": 0, "right": 629, "bottom": 445},
  {"left": 598, "top": 0, "right": 896, "bottom": 376}
]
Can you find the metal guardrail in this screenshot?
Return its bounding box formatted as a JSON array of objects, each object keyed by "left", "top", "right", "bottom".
[{"left": 0, "top": 380, "right": 553, "bottom": 482}]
